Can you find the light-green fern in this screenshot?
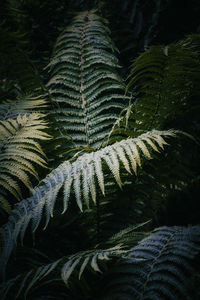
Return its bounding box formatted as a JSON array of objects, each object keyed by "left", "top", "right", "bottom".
[
  {"left": 0, "top": 93, "right": 47, "bottom": 121},
  {"left": 0, "top": 113, "right": 50, "bottom": 213}
]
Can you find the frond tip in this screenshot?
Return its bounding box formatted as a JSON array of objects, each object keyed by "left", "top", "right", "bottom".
[{"left": 0, "top": 129, "right": 178, "bottom": 275}]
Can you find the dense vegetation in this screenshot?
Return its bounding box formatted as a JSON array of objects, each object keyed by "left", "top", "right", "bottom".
[{"left": 0, "top": 1, "right": 200, "bottom": 299}]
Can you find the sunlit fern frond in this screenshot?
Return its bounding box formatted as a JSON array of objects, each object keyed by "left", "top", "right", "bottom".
[
  {"left": 101, "top": 225, "right": 200, "bottom": 300},
  {"left": 0, "top": 245, "right": 125, "bottom": 299},
  {"left": 0, "top": 113, "right": 51, "bottom": 213},
  {"left": 126, "top": 35, "right": 200, "bottom": 132},
  {"left": 0, "top": 93, "right": 47, "bottom": 121},
  {"left": 46, "top": 10, "right": 129, "bottom": 149},
  {"left": 0, "top": 129, "right": 177, "bottom": 274}
]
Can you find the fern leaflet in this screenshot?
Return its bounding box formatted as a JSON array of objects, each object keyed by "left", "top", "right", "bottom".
[
  {"left": 46, "top": 10, "right": 128, "bottom": 149},
  {"left": 0, "top": 113, "right": 50, "bottom": 213},
  {"left": 102, "top": 226, "right": 200, "bottom": 300},
  {"left": 0, "top": 129, "right": 178, "bottom": 275}
]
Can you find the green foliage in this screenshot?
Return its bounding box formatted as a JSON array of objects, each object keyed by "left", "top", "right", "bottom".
[
  {"left": 99, "top": 226, "right": 200, "bottom": 300},
  {"left": 0, "top": 113, "right": 50, "bottom": 213},
  {"left": 126, "top": 35, "right": 200, "bottom": 133},
  {"left": 46, "top": 10, "right": 127, "bottom": 149},
  {"left": 101, "top": 0, "right": 171, "bottom": 76},
  {"left": 0, "top": 22, "right": 42, "bottom": 93},
  {"left": 0, "top": 4, "right": 200, "bottom": 300},
  {"left": 0, "top": 222, "right": 149, "bottom": 299},
  {"left": 0, "top": 129, "right": 177, "bottom": 274},
  {"left": 0, "top": 93, "right": 47, "bottom": 120},
  {"left": 1, "top": 225, "right": 199, "bottom": 299}
]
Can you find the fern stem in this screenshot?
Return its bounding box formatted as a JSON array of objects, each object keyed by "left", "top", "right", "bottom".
[{"left": 80, "top": 12, "right": 90, "bottom": 147}]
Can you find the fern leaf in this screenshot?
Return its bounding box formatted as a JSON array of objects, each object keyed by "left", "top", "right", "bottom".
[
  {"left": 3, "top": 225, "right": 199, "bottom": 299},
  {"left": 0, "top": 130, "right": 178, "bottom": 275},
  {"left": 47, "top": 10, "right": 128, "bottom": 149},
  {"left": 0, "top": 195, "right": 11, "bottom": 214},
  {"left": 1, "top": 245, "right": 124, "bottom": 298},
  {"left": 126, "top": 37, "right": 200, "bottom": 132},
  {"left": 61, "top": 257, "right": 82, "bottom": 286},
  {"left": 94, "top": 153, "right": 105, "bottom": 195},
  {"left": 0, "top": 94, "right": 47, "bottom": 121},
  {"left": 0, "top": 113, "right": 51, "bottom": 212},
  {"left": 102, "top": 226, "right": 200, "bottom": 300},
  {"left": 78, "top": 256, "right": 90, "bottom": 279}
]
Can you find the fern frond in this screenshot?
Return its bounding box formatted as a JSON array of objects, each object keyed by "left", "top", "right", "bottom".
[
  {"left": 46, "top": 10, "right": 128, "bottom": 149},
  {"left": 126, "top": 36, "right": 200, "bottom": 132},
  {"left": 2, "top": 225, "right": 199, "bottom": 299},
  {"left": 0, "top": 93, "right": 47, "bottom": 121},
  {"left": 1, "top": 222, "right": 149, "bottom": 298},
  {"left": 102, "top": 225, "right": 200, "bottom": 300},
  {"left": 0, "top": 113, "right": 51, "bottom": 212},
  {"left": 0, "top": 129, "right": 177, "bottom": 274},
  {"left": 0, "top": 245, "right": 125, "bottom": 298},
  {"left": 61, "top": 245, "right": 125, "bottom": 285},
  {"left": 104, "top": 221, "right": 151, "bottom": 248}
]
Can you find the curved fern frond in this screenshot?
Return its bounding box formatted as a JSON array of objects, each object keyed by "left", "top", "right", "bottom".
[
  {"left": 102, "top": 225, "right": 200, "bottom": 300},
  {"left": 0, "top": 129, "right": 177, "bottom": 274},
  {"left": 61, "top": 245, "right": 125, "bottom": 285},
  {"left": 0, "top": 245, "right": 125, "bottom": 299},
  {"left": 2, "top": 225, "right": 199, "bottom": 299},
  {"left": 0, "top": 113, "right": 51, "bottom": 213},
  {"left": 0, "top": 222, "right": 150, "bottom": 299},
  {"left": 46, "top": 10, "right": 128, "bottom": 149},
  {"left": 0, "top": 93, "right": 47, "bottom": 121},
  {"left": 126, "top": 35, "right": 200, "bottom": 132}
]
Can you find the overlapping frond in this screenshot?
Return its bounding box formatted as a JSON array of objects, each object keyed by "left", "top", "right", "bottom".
[
  {"left": 46, "top": 10, "right": 128, "bottom": 149},
  {"left": 103, "top": 102, "right": 138, "bottom": 144},
  {"left": 0, "top": 245, "right": 125, "bottom": 299},
  {"left": 2, "top": 225, "right": 199, "bottom": 299},
  {"left": 61, "top": 245, "right": 125, "bottom": 285},
  {"left": 0, "top": 113, "right": 50, "bottom": 213},
  {"left": 126, "top": 35, "right": 200, "bottom": 132},
  {"left": 102, "top": 226, "right": 200, "bottom": 300},
  {"left": 104, "top": 221, "right": 151, "bottom": 248},
  {"left": 0, "top": 93, "right": 47, "bottom": 121},
  {"left": 0, "top": 222, "right": 150, "bottom": 299},
  {"left": 0, "top": 129, "right": 177, "bottom": 274}
]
